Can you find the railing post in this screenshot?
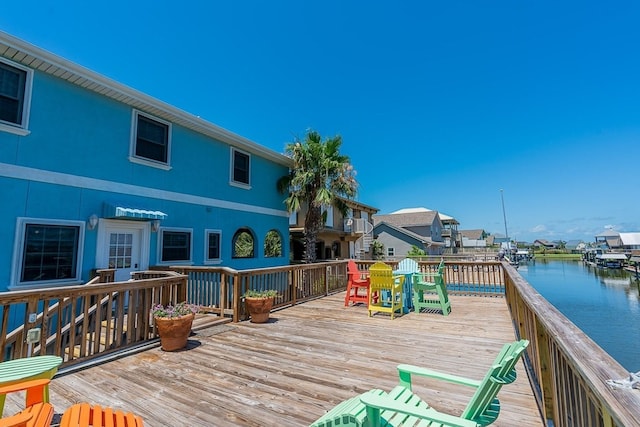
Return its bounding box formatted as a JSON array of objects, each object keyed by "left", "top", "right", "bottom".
[
  {"left": 232, "top": 271, "right": 242, "bottom": 323},
  {"left": 177, "top": 276, "right": 188, "bottom": 303},
  {"left": 220, "top": 271, "right": 228, "bottom": 319},
  {"left": 325, "top": 266, "right": 330, "bottom": 296},
  {"left": 290, "top": 269, "right": 297, "bottom": 306}
]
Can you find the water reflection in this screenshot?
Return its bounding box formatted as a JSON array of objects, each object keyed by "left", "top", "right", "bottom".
[{"left": 518, "top": 260, "right": 640, "bottom": 371}]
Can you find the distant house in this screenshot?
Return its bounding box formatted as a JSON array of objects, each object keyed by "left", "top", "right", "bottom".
[
  {"left": 372, "top": 208, "right": 446, "bottom": 258},
  {"left": 460, "top": 229, "right": 487, "bottom": 240},
  {"left": 0, "top": 31, "right": 292, "bottom": 296},
  {"left": 459, "top": 229, "right": 488, "bottom": 249},
  {"left": 619, "top": 233, "right": 640, "bottom": 251},
  {"left": 534, "top": 239, "right": 557, "bottom": 249},
  {"left": 438, "top": 212, "right": 460, "bottom": 254},
  {"left": 288, "top": 198, "right": 378, "bottom": 261},
  {"left": 564, "top": 240, "right": 584, "bottom": 253},
  {"left": 594, "top": 229, "right": 622, "bottom": 249}
]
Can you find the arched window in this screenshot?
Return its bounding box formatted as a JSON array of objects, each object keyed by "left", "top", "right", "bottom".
[
  {"left": 264, "top": 229, "right": 283, "bottom": 258},
  {"left": 232, "top": 228, "right": 255, "bottom": 258}
]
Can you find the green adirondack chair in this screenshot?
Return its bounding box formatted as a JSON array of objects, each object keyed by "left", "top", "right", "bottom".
[
  {"left": 411, "top": 258, "right": 451, "bottom": 316},
  {"left": 309, "top": 339, "right": 529, "bottom": 427}
]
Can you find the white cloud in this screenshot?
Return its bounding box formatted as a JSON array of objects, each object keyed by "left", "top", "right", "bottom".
[{"left": 530, "top": 224, "right": 546, "bottom": 233}]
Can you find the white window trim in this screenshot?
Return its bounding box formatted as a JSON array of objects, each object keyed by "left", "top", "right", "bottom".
[
  {"left": 157, "top": 227, "right": 193, "bottom": 265},
  {"left": 229, "top": 147, "right": 251, "bottom": 189},
  {"left": 204, "top": 229, "right": 223, "bottom": 265},
  {"left": 387, "top": 247, "right": 395, "bottom": 257},
  {"left": 10, "top": 217, "right": 85, "bottom": 290},
  {"left": 129, "top": 110, "right": 172, "bottom": 170},
  {"left": 0, "top": 58, "right": 33, "bottom": 136}
]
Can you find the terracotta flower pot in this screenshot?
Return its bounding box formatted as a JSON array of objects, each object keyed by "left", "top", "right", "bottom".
[
  {"left": 245, "top": 297, "right": 274, "bottom": 323},
  {"left": 154, "top": 313, "right": 195, "bottom": 351}
]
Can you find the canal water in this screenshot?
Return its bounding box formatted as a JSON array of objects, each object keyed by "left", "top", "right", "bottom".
[{"left": 517, "top": 260, "right": 640, "bottom": 372}]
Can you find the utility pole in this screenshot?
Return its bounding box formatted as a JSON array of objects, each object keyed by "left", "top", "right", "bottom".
[{"left": 500, "top": 189, "right": 509, "bottom": 242}]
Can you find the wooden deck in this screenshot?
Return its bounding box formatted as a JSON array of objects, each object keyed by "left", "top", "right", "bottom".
[{"left": 5, "top": 293, "right": 542, "bottom": 426}]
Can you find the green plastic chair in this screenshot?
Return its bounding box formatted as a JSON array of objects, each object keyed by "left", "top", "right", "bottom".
[
  {"left": 309, "top": 339, "right": 530, "bottom": 427},
  {"left": 411, "top": 259, "right": 451, "bottom": 316}
]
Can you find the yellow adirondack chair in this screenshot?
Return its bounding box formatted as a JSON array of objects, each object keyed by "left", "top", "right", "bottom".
[{"left": 368, "top": 262, "right": 404, "bottom": 319}]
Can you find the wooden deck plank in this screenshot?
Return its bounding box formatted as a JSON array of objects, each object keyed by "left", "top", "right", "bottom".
[{"left": 4, "top": 293, "right": 542, "bottom": 426}]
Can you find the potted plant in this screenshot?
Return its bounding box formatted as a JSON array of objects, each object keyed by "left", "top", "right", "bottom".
[
  {"left": 243, "top": 289, "right": 278, "bottom": 323},
  {"left": 151, "top": 301, "right": 199, "bottom": 351}
]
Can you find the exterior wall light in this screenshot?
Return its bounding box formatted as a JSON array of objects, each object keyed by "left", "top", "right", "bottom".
[
  {"left": 88, "top": 214, "right": 99, "bottom": 230},
  {"left": 151, "top": 220, "right": 161, "bottom": 232}
]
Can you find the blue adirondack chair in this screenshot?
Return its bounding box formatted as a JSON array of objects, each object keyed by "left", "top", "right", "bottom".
[
  {"left": 397, "top": 258, "right": 419, "bottom": 274},
  {"left": 309, "top": 339, "right": 530, "bottom": 427},
  {"left": 394, "top": 258, "right": 420, "bottom": 313}
]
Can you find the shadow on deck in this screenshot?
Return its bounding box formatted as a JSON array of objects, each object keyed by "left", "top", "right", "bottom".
[{"left": 4, "top": 293, "right": 542, "bottom": 426}]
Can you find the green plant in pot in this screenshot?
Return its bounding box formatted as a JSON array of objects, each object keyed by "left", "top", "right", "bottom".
[
  {"left": 151, "top": 301, "right": 199, "bottom": 351},
  {"left": 243, "top": 289, "right": 278, "bottom": 323}
]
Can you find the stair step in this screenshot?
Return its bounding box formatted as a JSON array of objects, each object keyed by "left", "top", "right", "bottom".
[{"left": 64, "top": 319, "right": 129, "bottom": 358}]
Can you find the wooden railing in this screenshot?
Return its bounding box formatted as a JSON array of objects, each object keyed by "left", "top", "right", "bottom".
[
  {"left": 352, "top": 259, "right": 506, "bottom": 295},
  {"left": 3, "top": 258, "right": 640, "bottom": 426},
  {"left": 503, "top": 262, "right": 640, "bottom": 427},
  {"left": 0, "top": 270, "right": 187, "bottom": 367},
  {"left": 172, "top": 261, "right": 347, "bottom": 322}
]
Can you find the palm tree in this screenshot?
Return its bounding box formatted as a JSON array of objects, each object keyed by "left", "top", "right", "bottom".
[
  {"left": 277, "top": 129, "right": 358, "bottom": 263},
  {"left": 371, "top": 240, "right": 385, "bottom": 260}
]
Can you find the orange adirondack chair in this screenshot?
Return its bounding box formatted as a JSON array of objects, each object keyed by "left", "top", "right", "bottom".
[
  {"left": 60, "top": 403, "right": 144, "bottom": 427},
  {"left": 0, "top": 379, "right": 54, "bottom": 427},
  {"left": 345, "top": 260, "right": 371, "bottom": 306}
]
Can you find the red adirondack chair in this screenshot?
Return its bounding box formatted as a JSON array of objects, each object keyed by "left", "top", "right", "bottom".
[{"left": 345, "top": 260, "right": 370, "bottom": 306}]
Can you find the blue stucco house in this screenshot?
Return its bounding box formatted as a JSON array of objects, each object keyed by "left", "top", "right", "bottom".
[{"left": 0, "top": 31, "right": 292, "bottom": 292}]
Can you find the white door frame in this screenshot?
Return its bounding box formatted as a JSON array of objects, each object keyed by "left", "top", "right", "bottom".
[{"left": 95, "top": 219, "right": 151, "bottom": 280}]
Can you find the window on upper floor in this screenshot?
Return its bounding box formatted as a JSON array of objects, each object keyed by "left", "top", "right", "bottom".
[
  {"left": 12, "top": 218, "right": 84, "bottom": 288},
  {"left": 387, "top": 247, "right": 395, "bottom": 257},
  {"left": 159, "top": 228, "right": 192, "bottom": 263},
  {"left": 230, "top": 147, "right": 250, "bottom": 187},
  {"left": 0, "top": 59, "right": 32, "bottom": 135},
  {"left": 205, "top": 229, "right": 222, "bottom": 264},
  {"left": 130, "top": 111, "right": 171, "bottom": 168}
]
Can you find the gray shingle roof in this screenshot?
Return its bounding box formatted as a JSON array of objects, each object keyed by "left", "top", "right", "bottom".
[
  {"left": 460, "top": 229, "right": 485, "bottom": 240},
  {"left": 373, "top": 211, "right": 439, "bottom": 227}
]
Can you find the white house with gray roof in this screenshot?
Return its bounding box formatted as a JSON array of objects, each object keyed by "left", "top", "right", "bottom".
[{"left": 372, "top": 208, "right": 446, "bottom": 258}]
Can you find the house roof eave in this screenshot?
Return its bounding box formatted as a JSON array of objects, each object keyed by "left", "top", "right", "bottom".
[{"left": 0, "top": 31, "right": 292, "bottom": 167}]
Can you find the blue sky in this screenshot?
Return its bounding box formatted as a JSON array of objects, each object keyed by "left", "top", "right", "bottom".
[{"left": 2, "top": 1, "right": 639, "bottom": 243}]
